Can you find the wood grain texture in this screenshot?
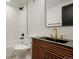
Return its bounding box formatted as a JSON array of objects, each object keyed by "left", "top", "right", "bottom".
[{"left": 32, "top": 38, "right": 73, "bottom": 59}]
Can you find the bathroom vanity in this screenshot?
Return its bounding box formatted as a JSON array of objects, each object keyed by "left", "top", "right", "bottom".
[{"left": 32, "top": 37, "right": 73, "bottom": 59}]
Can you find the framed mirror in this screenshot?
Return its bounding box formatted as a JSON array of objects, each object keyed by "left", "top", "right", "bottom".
[{"left": 46, "top": 0, "right": 73, "bottom": 27}]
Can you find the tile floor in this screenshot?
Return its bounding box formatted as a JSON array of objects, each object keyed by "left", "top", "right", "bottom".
[{"left": 7, "top": 49, "right": 32, "bottom": 59}]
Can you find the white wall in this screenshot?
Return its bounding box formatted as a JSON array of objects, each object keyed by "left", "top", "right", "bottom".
[
  {"left": 19, "top": 4, "right": 32, "bottom": 46},
  {"left": 6, "top": 4, "right": 20, "bottom": 47},
  {"left": 28, "top": 0, "right": 73, "bottom": 40},
  {"left": 19, "top": 5, "right": 27, "bottom": 34},
  {"left": 6, "top": 3, "right": 32, "bottom": 47}
]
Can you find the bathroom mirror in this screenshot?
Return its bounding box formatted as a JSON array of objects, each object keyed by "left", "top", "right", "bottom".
[{"left": 46, "top": 0, "right": 73, "bottom": 27}]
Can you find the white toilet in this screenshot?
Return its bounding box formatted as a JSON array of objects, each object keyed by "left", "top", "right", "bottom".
[{"left": 13, "top": 44, "right": 31, "bottom": 59}]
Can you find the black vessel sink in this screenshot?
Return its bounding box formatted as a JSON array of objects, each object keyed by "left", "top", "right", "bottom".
[{"left": 39, "top": 37, "right": 69, "bottom": 43}]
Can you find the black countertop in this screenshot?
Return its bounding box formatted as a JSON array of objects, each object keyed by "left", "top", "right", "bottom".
[{"left": 32, "top": 37, "right": 73, "bottom": 48}]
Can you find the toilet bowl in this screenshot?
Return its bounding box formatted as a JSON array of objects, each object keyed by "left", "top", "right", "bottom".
[{"left": 13, "top": 44, "right": 31, "bottom": 59}]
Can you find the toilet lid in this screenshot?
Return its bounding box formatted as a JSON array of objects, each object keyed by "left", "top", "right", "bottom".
[{"left": 14, "top": 44, "right": 30, "bottom": 50}]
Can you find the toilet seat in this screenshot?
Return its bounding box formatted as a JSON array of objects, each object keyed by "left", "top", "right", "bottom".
[{"left": 14, "top": 44, "right": 30, "bottom": 50}]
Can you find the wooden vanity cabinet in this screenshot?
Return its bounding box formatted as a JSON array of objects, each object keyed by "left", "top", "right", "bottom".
[{"left": 32, "top": 38, "right": 73, "bottom": 59}]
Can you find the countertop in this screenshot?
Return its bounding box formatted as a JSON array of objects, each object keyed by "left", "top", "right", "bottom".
[{"left": 32, "top": 37, "right": 73, "bottom": 48}]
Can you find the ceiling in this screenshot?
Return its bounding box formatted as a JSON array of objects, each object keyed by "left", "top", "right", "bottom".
[{"left": 6, "top": 0, "right": 29, "bottom": 7}]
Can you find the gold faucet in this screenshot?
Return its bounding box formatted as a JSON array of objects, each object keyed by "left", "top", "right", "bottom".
[{"left": 53, "top": 28, "right": 58, "bottom": 39}]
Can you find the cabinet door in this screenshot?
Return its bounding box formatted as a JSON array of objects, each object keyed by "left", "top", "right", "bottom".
[
  {"left": 63, "top": 57, "right": 73, "bottom": 59},
  {"left": 32, "top": 43, "right": 45, "bottom": 59},
  {"left": 45, "top": 51, "right": 63, "bottom": 59},
  {"left": 32, "top": 39, "right": 73, "bottom": 59}
]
